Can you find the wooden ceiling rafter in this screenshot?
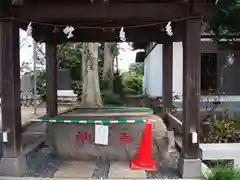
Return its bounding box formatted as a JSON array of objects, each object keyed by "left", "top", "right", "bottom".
[
  {"left": 6, "top": 0, "right": 216, "bottom": 42},
  {"left": 13, "top": 0, "right": 192, "bottom": 3},
  {"left": 12, "top": 0, "right": 23, "bottom": 5},
  {"left": 13, "top": 3, "right": 188, "bottom": 21},
  {"left": 23, "top": 16, "right": 184, "bottom": 42}
]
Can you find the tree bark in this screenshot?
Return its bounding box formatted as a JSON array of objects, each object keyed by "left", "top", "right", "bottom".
[
  {"left": 81, "top": 43, "right": 102, "bottom": 106},
  {"left": 115, "top": 55, "right": 119, "bottom": 72},
  {"left": 103, "top": 43, "right": 114, "bottom": 90},
  {"left": 81, "top": 43, "right": 86, "bottom": 80}
]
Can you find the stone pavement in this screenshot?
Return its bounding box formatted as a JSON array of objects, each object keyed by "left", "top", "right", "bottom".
[
  {"left": 54, "top": 161, "right": 148, "bottom": 179},
  {"left": 0, "top": 106, "right": 182, "bottom": 179},
  {"left": 44, "top": 160, "right": 180, "bottom": 179},
  {"left": 46, "top": 114, "right": 168, "bottom": 161},
  {"left": 21, "top": 113, "right": 181, "bottom": 179},
  {"left": 108, "top": 161, "right": 146, "bottom": 178},
  {"left": 54, "top": 161, "right": 96, "bottom": 178},
  {"left": 0, "top": 178, "right": 199, "bottom": 180},
  {"left": 0, "top": 106, "right": 69, "bottom": 128}
]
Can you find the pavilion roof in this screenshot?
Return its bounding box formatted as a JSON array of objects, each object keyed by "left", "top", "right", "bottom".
[
  {"left": 4, "top": 0, "right": 217, "bottom": 42},
  {"left": 13, "top": 0, "right": 207, "bottom": 4}
]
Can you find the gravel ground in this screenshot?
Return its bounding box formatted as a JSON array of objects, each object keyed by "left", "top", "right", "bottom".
[
  {"left": 23, "top": 142, "right": 180, "bottom": 178},
  {"left": 92, "top": 157, "right": 110, "bottom": 179},
  {"left": 146, "top": 149, "right": 181, "bottom": 179},
  {"left": 23, "top": 143, "right": 63, "bottom": 177}
]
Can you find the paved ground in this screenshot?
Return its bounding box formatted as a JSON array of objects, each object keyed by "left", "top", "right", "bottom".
[
  {"left": 0, "top": 106, "right": 69, "bottom": 128},
  {"left": 23, "top": 142, "right": 180, "bottom": 179},
  {"left": 0, "top": 178, "right": 198, "bottom": 180},
  {"left": 0, "top": 105, "right": 181, "bottom": 179}
]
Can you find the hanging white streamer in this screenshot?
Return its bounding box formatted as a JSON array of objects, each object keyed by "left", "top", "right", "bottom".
[
  {"left": 26, "top": 22, "right": 32, "bottom": 37},
  {"left": 63, "top": 26, "right": 75, "bottom": 39},
  {"left": 165, "top": 21, "right": 173, "bottom": 36},
  {"left": 119, "top": 27, "right": 126, "bottom": 41}
]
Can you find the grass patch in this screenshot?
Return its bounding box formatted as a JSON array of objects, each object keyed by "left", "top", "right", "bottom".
[
  {"left": 203, "top": 167, "right": 240, "bottom": 180},
  {"left": 234, "top": 120, "right": 240, "bottom": 130},
  {"left": 204, "top": 160, "right": 233, "bottom": 169}
]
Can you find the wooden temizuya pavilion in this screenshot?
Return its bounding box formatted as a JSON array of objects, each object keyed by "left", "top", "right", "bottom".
[{"left": 0, "top": 0, "right": 216, "bottom": 178}]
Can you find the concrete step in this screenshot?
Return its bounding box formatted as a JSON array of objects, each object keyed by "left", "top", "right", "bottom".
[
  {"left": 174, "top": 101, "right": 240, "bottom": 109},
  {"left": 108, "top": 162, "right": 146, "bottom": 178},
  {"left": 54, "top": 161, "right": 95, "bottom": 178},
  {"left": 54, "top": 161, "right": 146, "bottom": 179}
]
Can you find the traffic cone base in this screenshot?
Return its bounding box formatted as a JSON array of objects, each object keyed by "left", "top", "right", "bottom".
[
  {"left": 130, "top": 159, "right": 156, "bottom": 171},
  {"left": 130, "top": 120, "right": 157, "bottom": 172}
]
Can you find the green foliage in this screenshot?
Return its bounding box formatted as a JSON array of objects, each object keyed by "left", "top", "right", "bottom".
[
  {"left": 57, "top": 43, "right": 82, "bottom": 69},
  {"left": 71, "top": 80, "right": 82, "bottom": 99},
  {"left": 101, "top": 71, "right": 124, "bottom": 105},
  {"left": 57, "top": 43, "right": 82, "bottom": 90},
  {"left": 121, "top": 62, "right": 144, "bottom": 95},
  {"left": 35, "top": 42, "right": 121, "bottom": 103},
  {"left": 33, "top": 43, "right": 83, "bottom": 101},
  {"left": 113, "top": 71, "right": 124, "bottom": 96},
  {"left": 203, "top": 167, "right": 240, "bottom": 180},
  {"left": 210, "top": 0, "right": 240, "bottom": 40},
  {"left": 35, "top": 70, "right": 47, "bottom": 101},
  {"left": 102, "top": 90, "right": 123, "bottom": 105},
  {"left": 129, "top": 63, "right": 144, "bottom": 75},
  {"left": 122, "top": 71, "right": 143, "bottom": 95},
  {"left": 203, "top": 119, "right": 240, "bottom": 143}
]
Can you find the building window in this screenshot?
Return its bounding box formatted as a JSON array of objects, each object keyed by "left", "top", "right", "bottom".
[{"left": 201, "top": 53, "right": 217, "bottom": 94}]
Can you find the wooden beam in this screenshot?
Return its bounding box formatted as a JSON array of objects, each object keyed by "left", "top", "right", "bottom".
[
  {"left": 167, "top": 113, "right": 183, "bottom": 134},
  {"left": 192, "top": 2, "right": 216, "bottom": 21},
  {"left": 182, "top": 17, "right": 201, "bottom": 159},
  {"left": 14, "top": 3, "right": 187, "bottom": 21},
  {"left": 0, "top": 18, "right": 22, "bottom": 157},
  {"left": 46, "top": 42, "right": 57, "bottom": 117},
  {"left": 12, "top": 0, "right": 23, "bottom": 5},
  {"left": 162, "top": 40, "right": 173, "bottom": 114},
  {"left": 33, "top": 27, "right": 182, "bottom": 43}
]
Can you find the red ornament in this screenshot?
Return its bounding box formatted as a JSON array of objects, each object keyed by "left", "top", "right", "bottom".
[
  {"left": 119, "top": 132, "right": 133, "bottom": 144},
  {"left": 76, "top": 132, "right": 92, "bottom": 144}
]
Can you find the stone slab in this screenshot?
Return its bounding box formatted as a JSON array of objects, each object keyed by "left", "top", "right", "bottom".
[
  {"left": 0, "top": 132, "right": 46, "bottom": 177},
  {"left": 54, "top": 161, "right": 95, "bottom": 178},
  {"left": 47, "top": 115, "right": 167, "bottom": 161},
  {"left": 47, "top": 123, "right": 145, "bottom": 161},
  {"left": 108, "top": 162, "right": 146, "bottom": 179},
  {"left": 200, "top": 143, "right": 240, "bottom": 160},
  {"left": 0, "top": 155, "right": 27, "bottom": 176},
  {"left": 179, "top": 158, "right": 201, "bottom": 179}
]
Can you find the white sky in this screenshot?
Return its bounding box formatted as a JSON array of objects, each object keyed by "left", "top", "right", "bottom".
[{"left": 20, "top": 29, "right": 137, "bottom": 73}]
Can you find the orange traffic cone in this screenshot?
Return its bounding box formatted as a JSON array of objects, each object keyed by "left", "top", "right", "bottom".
[{"left": 130, "top": 120, "right": 156, "bottom": 171}]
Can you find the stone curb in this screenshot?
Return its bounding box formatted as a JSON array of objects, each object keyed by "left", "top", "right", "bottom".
[{"left": 0, "top": 178, "right": 200, "bottom": 180}]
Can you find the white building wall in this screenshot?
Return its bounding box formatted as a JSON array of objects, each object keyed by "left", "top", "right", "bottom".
[
  {"left": 143, "top": 41, "right": 240, "bottom": 108},
  {"left": 143, "top": 42, "right": 183, "bottom": 98},
  {"left": 172, "top": 42, "right": 183, "bottom": 100},
  {"left": 143, "top": 44, "right": 163, "bottom": 97}
]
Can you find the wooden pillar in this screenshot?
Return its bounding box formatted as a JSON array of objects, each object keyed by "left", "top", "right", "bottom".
[
  {"left": 0, "top": 18, "right": 22, "bottom": 157},
  {"left": 182, "top": 18, "right": 201, "bottom": 159},
  {"left": 46, "top": 42, "right": 57, "bottom": 117},
  {"left": 162, "top": 40, "right": 173, "bottom": 113}
]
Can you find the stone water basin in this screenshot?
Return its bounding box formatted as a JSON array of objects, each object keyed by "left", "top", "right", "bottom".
[{"left": 38, "top": 107, "right": 164, "bottom": 161}]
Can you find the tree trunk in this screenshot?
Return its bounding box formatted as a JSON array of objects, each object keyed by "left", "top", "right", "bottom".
[
  {"left": 81, "top": 43, "right": 86, "bottom": 80},
  {"left": 81, "top": 43, "right": 102, "bottom": 106},
  {"left": 103, "top": 43, "right": 114, "bottom": 90},
  {"left": 115, "top": 55, "right": 119, "bottom": 73}
]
